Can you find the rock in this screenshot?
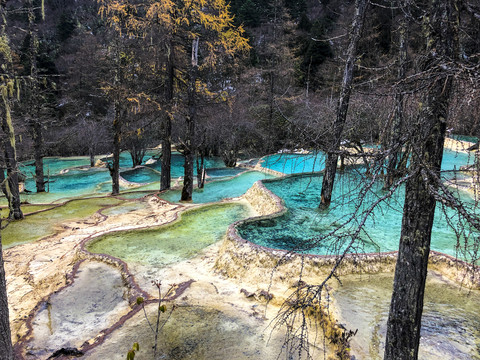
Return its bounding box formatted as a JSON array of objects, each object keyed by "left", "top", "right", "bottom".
[
  {"left": 94, "top": 159, "right": 106, "bottom": 167},
  {"left": 240, "top": 288, "right": 255, "bottom": 298},
  {"left": 47, "top": 347, "right": 83, "bottom": 359}
]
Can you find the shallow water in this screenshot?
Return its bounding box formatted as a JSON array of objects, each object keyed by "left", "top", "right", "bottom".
[
  {"left": 333, "top": 272, "right": 480, "bottom": 360},
  {"left": 239, "top": 172, "right": 479, "bottom": 258},
  {"left": 239, "top": 150, "right": 479, "bottom": 259},
  {"left": 101, "top": 201, "right": 148, "bottom": 216},
  {"left": 261, "top": 149, "right": 473, "bottom": 174},
  {"left": 206, "top": 167, "right": 247, "bottom": 178},
  {"left": 83, "top": 304, "right": 295, "bottom": 360},
  {"left": 145, "top": 153, "right": 225, "bottom": 178},
  {"left": 2, "top": 197, "right": 122, "bottom": 248},
  {"left": 87, "top": 202, "right": 254, "bottom": 267},
  {"left": 159, "top": 171, "right": 274, "bottom": 204},
  {"left": 261, "top": 152, "right": 326, "bottom": 174},
  {"left": 26, "top": 261, "right": 129, "bottom": 359},
  {"left": 121, "top": 167, "right": 161, "bottom": 183}
]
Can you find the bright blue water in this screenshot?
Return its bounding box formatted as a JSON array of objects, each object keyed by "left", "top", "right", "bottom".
[
  {"left": 261, "top": 148, "right": 473, "bottom": 175},
  {"left": 450, "top": 134, "right": 478, "bottom": 143},
  {"left": 15, "top": 152, "right": 231, "bottom": 203},
  {"left": 206, "top": 168, "right": 246, "bottom": 179},
  {"left": 145, "top": 153, "right": 226, "bottom": 178},
  {"left": 238, "top": 150, "right": 477, "bottom": 259},
  {"left": 120, "top": 167, "right": 160, "bottom": 183},
  {"left": 159, "top": 171, "right": 274, "bottom": 204},
  {"left": 261, "top": 152, "right": 326, "bottom": 174}
]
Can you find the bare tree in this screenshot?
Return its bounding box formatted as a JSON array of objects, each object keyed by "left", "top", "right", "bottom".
[
  {"left": 384, "top": 0, "right": 458, "bottom": 357},
  {"left": 319, "top": 0, "right": 368, "bottom": 209}
]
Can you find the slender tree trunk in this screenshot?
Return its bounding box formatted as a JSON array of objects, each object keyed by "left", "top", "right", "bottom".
[
  {"left": 110, "top": 102, "right": 121, "bottom": 196},
  {"left": 161, "top": 41, "right": 174, "bottom": 191},
  {"left": 1, "top": 100, "right": 23, "bottom": 220},
  {"left": 319, "top": 0, "right": 368, "bottom": 209},
  {"left": 0, "top": 230, "right": 13, "bottom": 360},
  {"left": 196, "top": 151, "right": 205, "bottom": 189},
  {"left": 89, "top": 148, "right": 95, "bottom": 167},
  {"left": 384, "top": 1, "right": 456, "bottom": 358},
  {"left": 129, "top": 145, "right": 145, "bottom": 167},
  {"left": 181, "top": 38, "right": 199, "bottom": 202},
  {"left": 33, "top": 121, "right": 45, "bottom": 192},
  {"left": 385, "top": 1, "right": 409, "bottom": 189},
  {"left": 28, "top": 0, "right": 44, "bottom": 193}
]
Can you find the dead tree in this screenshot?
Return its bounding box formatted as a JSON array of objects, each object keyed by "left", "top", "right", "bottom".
[
  {"left": 319, "top": 0, "right": 368, "bottom": 208},
  {"left": 384, "top": 0, "right": 458, "bottom": 358}
]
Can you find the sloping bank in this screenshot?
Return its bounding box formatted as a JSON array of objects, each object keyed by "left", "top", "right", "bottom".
[{"left": 216, "top": 179, "right": 480, "bottom": 288}]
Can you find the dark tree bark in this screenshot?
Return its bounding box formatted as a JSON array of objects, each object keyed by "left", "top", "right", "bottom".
[
  {"left": 385, "top": 1, "right": 409, "bottom": 189},
  {"left": 384, "top": 1, "right": 457, "bottom": 358},
  {"left": 0, "top": 230, "right": 13, "bottom": 360},
  {"left": 1, "top": 116, "right": 23, "bottom": 220},
  {"left": 129, "top": 144, "right": 145, "bottom": 167},
  {"left": 27, "top": 0, "right": 45, "bottom": 193},
  {"left": 181, "top": 38, "right": 199, "bottom": 202},
  {"left": 89, "top": 148, "right": 95, "bottom": 168},
  {"left": 109, "top": 102, "right": 122, "bottom": 196},
  {"left": 160, "top": 41, "right": 174, "bottom": 191},
  {"left": 33, "top": 121, "right": 45, "bottom": 192},
  {"left": 196, "top": 150, "right": 206, "bottom": 189},
  {"left": 319, "top": 0, "right": 368, "bottom": 209},
  {"left": 222, "top": 149, "right": 237, "bottom": 167}
]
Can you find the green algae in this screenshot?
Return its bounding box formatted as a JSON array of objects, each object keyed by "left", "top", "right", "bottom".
[
  {"left": 159, "top": 171, "right": 274, "bottom": 204},
  {"left": 101, "top": 201, "right": 148, "bottom": 216},
  {"left": 117, "top": 191, "right": 157, "bottom": 200},
  {"left": 87, "top": 202, "right": 253, "bottom": 267},
  {"left": 333, "top": 272, "right": 480, "bottom": 360},
  {"left": 0, "top": 204, "right": 54, "bottom": 217},
  {"left": 2, "top": 197, "right": 123, "bottom": 248},
  {"left": 83, "top": 304, "right": 292, "bottom": 360}
]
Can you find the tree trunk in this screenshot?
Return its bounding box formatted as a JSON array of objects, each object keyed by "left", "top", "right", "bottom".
[
  {"left": 89, "top": 148, "right": 95, "bottom": 167},
  {"left": 181, "top": 38, "right": 199, "bottom": 202},
  {"left": 222, "top": 149, "right": 237, "bottom": 167},
  {"left": 161, "top": 41, "right": 174, "bottom": 191},
  {"left": 1, "top": 99, "right": 23, "bottom": 220},
  {"left": 129, "top": 144, "right": 145, "bottom": 167},
  {"left": 385, "top": 2, "right": 408, "bottom": 189},
  {"left": 109, "top": 102, "right": 121, "bottom": 196},
  {"left": 319, "top": 0, "right": 368, "bottom": 209},
  {"left": 0, "top": 230, "right": 13, "bottom": 360},
  {"left": 196, "top": 151, "right": 205, "bottom": 189},
  {"left": 33, "top": 121, "right": 45, "bottom": 192},
  {"left": 384, "top": 1, "right": 456, "bottom": 358}
]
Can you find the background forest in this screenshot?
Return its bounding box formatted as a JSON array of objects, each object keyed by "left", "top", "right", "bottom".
[
  {"left": 2, "top": 0, "right": 480, "bottom": 359},
  {"left": 1, "top": 0, "right": 477, "bottom": 167}
]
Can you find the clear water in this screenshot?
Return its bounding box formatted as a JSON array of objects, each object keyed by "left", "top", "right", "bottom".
[
  {"left": 260, "top": 149, "right": 473, "bottom": 174},
  {"left": 0, "top": 204, "right": 53, "bottom": 217},
  {"left": 450, "top": 134, "right": 478, "bottom": 143},
  {"left": 84, "top": 304, "right": 292, "bottom": 360},
  {"left": 145, "top": 153, "right": 226, "bottom": 178},
  {"left": 261, "top": 151, "right": 325, "bottom": 174},
  {"left": 2, "top": 197, "right": 122, "bottom": 248},
  {"left": 117, "top": 191, "right": 158, "bottom": 199},
  {"left": 87, "top": 203, "right": 253, "bottom": 267},
  {"left": 159, "top": 171, "right": 274, "bottom": 204},
  {"left": 120, "top": 167, "right": 161, "bottom": 184},
  {"left": 238, "top": 150, "right": 478, "bottom": 259},
  {"left": 206, "top": 167, "right": 247, "bottom": 179},
  {"left": 120, "top": 165, "right": 245, "bottom": 184},
  {"left": 26, "top": 261, "right": 129, "bottom": 359},
  {"left": 13, "top": 152, "right": 231, "bottom": 204},
  {"left": 101, "top": 201, "right": 148, "bottom": 216},
  {"left": 333, "top": 272, "right": 480, "bottom": 360}
]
